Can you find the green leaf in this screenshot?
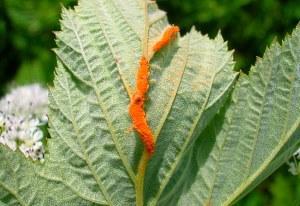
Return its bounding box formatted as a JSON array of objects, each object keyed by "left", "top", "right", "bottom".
[
  {"left": 0, "top": 0, "right": 237, "bottom": 205},
  {"left": 0, "top": 145, "right": 100, "bottom": 206},
  {"left": 159, "top": 24, "right": 300, "bottom": 206},
  {"left": 145, "top": 29, "right": 237, "bottom": 205}
]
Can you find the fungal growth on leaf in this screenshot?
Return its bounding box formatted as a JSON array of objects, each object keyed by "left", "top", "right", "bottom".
[
  {"left": 129, "top": 25, "right": 180, "bottom": 155},
  {"left": 129, "top": 56, "right": 155, "bottom": 155},
  {"left": 153, "top": 25, "right": 180, "bottom": 52}
]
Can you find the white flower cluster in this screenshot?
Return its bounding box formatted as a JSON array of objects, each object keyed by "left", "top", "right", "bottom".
[
  {"left": 0, "top": 84, "right": 48, "bottom": 162},
  {"left": 287, "top": 148, "right": 300, "bottom": 176},
  {"left": 0, "top": 84, "right": 48, "bottom": 118}
]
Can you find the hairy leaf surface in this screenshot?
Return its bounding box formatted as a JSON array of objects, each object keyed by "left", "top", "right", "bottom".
[
  {"left": 1, "top": 1, "right": 299, "bottom": 206},
  {"left": 0, "top": 0, "right": 236, "bottom": 205},
  {"left": 158, "top": 24, "right": 300, "bottom": 206}
]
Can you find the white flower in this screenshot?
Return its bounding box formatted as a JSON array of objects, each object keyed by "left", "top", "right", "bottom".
[
  {"left": 0, "top": 84, "right": 48, "bottom": 162},
  {"left": 6, "top": 139, "right": 17, "bottom": 151},
  {"left": 294, "top": 147, "right": 300, "bottom": 159},
  {"left": 287, "top": 147, "right": 300, "bottom": 176},
  {"left": 287, "top": 161, "right": 298, "bottom": 176},
  {"left": 0, "top": 84, "right": 48, "bottom": 119},
  {"left": 19, "top": 141, "right": 45, "bottom": 162}
]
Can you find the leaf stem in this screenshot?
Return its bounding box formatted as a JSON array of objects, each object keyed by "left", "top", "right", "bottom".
[
  {"left": 136, "top": 1, "right": 150, "bottom": 206},
  {"left": 143, "top": 0, "right": 149, "bottom": 59},
  {"left": 136, "top": 151, "right": 150, "bottom": 206}
]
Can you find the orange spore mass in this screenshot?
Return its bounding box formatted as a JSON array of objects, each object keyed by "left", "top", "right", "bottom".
[
  {"left": 136, "top": 57, "right": 149, "bottom": 95},
  {"left": 129, "top": 25, "right": 180, "bottom": 155},
  {"left": 153, "top": 25, "right": 180, "bottom": 52},
  {"left": 129, "top": 57, "right": 155, "bottom": 155}
]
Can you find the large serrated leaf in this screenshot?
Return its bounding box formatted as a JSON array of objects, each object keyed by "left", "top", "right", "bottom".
[
  {"left": 0, "top": 0, "right": 237, "bottom": 205},
  {"left": 160, "top": 24, "right": 300, "bottom": 206},
  {"left": 144, "top": 29, "right": 236, "bottom": 205},
  {"left": 51, "top": 0, "right": 236, "bottom": 205}
]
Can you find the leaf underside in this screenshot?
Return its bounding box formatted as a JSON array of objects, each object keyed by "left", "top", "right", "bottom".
[
  {"left": 158, "top": 24, "right": 300, "bottom": 206},
  {"left": 0, "top": 0, "right": 299, "bottom": 206}
]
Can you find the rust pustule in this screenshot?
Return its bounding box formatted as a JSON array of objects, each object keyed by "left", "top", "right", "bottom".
[
  {"left": 153, "top": 25, "right": 180, "bottom": 52},
  {"left": 129, "top": 57, "right": 155, "bottom": 155}
]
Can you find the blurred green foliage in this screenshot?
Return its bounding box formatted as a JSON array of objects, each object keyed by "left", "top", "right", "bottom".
[
  {"left": 236, "top": 167, "right": 300, "bottom": 206},
  {"left": 0, "top": 0, "right": 76, "bottom": 95},
  {"left": 0, "top": 0, "right": 299, "bottom": 205},
  {"left": 159, "top": 0, "right": 300, "bottom": 71}
]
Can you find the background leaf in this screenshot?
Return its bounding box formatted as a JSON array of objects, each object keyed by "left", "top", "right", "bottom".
[
  {"left": 144, "top": 30, "right": 236, "bottom": 205},
  {"left": 158, "top": 24, "right": 300, "bottom": 206}
]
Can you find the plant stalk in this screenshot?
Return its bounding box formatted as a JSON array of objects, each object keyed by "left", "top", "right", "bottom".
[
  {"left": 136, "top": 151, "right": 150, "bottom": 206},
  {"left": 136, "top": 1, "right": 150, "bottom": 206}
]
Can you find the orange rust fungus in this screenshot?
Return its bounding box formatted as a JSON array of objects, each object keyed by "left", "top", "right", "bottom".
[
  {"left": 152, "top": 25, "right": 180, "bottom": 52},
  {"left": 136, "top": 57, "right": 150, "bottom": 96},
  {"left": 129, "top": 25, "right": 181, "bottom": 155},
  {"left": 129, "top": 56, "right": 155, "bottom": 155}
]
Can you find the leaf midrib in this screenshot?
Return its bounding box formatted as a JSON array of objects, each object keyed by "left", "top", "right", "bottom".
[
  {"left": 224, "top": 45, "right": 300, "bottom": 205},
  {"left": 245, "top": 53, "right": 280, "bottom": 177},
  {"left": 152, "top": 48, "right": 226, "bottom": 205},
  {"left": 205, "top": 98, "right": 242, "bottom": 204},
  {"left": 224, "top": 115, "right": 300, "bottom": 205}
]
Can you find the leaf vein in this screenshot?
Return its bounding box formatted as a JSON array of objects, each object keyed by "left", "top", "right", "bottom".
[
  {"left": 37, "top": 172, "right": 107, "bottom": 205},
  {"left": 153, "top": 37, "right": 223, "bottom": 204},
  {"left": 0, "top": 181, "right": 27, "bottom": 206},
  {"left": 65, "top": 11, "right": 136, "bottom": 183},
  {"left": 153, "top": 34, "right": 191, "bottom": 140}
]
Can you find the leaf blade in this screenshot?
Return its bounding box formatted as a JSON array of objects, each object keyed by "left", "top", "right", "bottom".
[
  {"left": 169, "top": 23, "right": 300, "bottom": 206},
  {"left": 1, "top": 1, "right": 239, "bottom": 205},
  {"left": 145, "top": 29, "right": 237, "bottom": 205}
]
